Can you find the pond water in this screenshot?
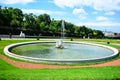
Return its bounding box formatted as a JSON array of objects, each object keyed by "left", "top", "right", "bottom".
[{"left": 11, "top": 43, "right": 114, "bottom": 60}]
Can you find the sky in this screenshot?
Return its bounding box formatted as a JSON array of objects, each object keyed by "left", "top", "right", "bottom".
[{"left": 0, "top": 0, "right": 120, "bottom": 33}]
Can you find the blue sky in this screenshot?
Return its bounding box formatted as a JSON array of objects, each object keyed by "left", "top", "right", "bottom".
[{"left": 0, "top": 0, "right": 120, "bottom": 32}]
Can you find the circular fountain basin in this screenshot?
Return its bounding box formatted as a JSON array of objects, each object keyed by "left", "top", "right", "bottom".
[{"left": 4, "top": 41, "right": 119, "bottom": 64}]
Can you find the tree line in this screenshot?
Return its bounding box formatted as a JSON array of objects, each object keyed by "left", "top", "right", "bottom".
[{"left": 0, "top": 6, "right": 104, "bottom": 38}]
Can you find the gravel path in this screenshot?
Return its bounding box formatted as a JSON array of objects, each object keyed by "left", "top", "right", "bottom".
[{"left": 0, "top": 54, "right": 120, "bottom": 69}]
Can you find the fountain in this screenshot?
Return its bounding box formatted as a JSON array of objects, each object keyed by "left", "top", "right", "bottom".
[
  {"left": 56, "top": 20, "right": 65, "bottom": 48},
  {"left": 4, "top": 41, "right": 119, "bottom": 64},
  {"left": 3, "top": 21, "right": 119, "bottom": 64},
  {"left": 56, "top": 39, "right": 63, "bottom": 48}
]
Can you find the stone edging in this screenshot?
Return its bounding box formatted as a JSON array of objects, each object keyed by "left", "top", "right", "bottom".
[{"left": 4, "top": 41, "right": 119, "bottom": 64}]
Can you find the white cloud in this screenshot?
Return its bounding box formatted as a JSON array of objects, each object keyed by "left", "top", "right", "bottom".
[
  {"left": 0, "top": 0, "right": 34, "bottom": 4},
  {"left": 77, "top": 22, "right": 120, "bottom": 32},
  {"left": 53, "top": 0, "right": 120, "bottom": 11},
  {"left": 96, "top": 16, "right": 109, "bottom": 21},
  {"left": 104, "top": 11, "right": 115, "bottom": 15},
  {"left": 73, "top": 8, "right": 87, "bottom": 19},
  {"left": 53, "top": 0, "right": 81, "bottom": 8},
  {"left": 22, "top": 9, "right": 66, "bottom": 15},
  {"left": 53, "top": 0, "right": 93, "bottom": 8},
  {"left": 77, "top": 22, "right": 120, "bottom": 27},
  {"left": 53, "top": 18, "right": 71, "bottom": 23},
  {"left": 93, "top": 0, "right": 120, "bottom": 11}
]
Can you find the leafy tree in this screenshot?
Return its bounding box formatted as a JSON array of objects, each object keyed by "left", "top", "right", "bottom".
[
  {"left": 93, "top": 30, "right": 104, "bottom": 38},
  {"left": 23, "top": 13, "right": 37, "bottom": 30},
  {"left": 0, "top": 6, "right": 104, "bottom": 38},
  {"left": 10, "top": 8, "right": 23, "bottom": 27},
  {"left": 87, "top": 28, "right": 93, "bottom": 38},
  {"left": 65, "top": 22, "right": 75, "bottom": 36},
  {"left": 40, "top": 22, "right": 45, "bottom": 31},
  {"left": 49, "top": 19, "right": 57, "bottom": 33},
  {"left": 37, "top": 14, "right": 51, "bottom": 32},
  {"left": 10, "top": 19, "right": 20, "bottom": 27},
  {"left": 75, "top": 26, "right": 85, "bottom": 38},
  {"left": 0, "top": 6, "right": 3, "bottom": 25},
  {"left": 49, "top": 19, "right": 62, "bottom": 36},
  {"left": 55, "top": 20, "right": 62, "bottom": 32},
  {"left": 37, "top": 14, "right": 51, "bottom": 25},
  {"left": 1, "top": 7, "right": 12, "bottom": 26}
]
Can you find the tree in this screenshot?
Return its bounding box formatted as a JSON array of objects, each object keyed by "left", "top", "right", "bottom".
[
  {"left": 93, "top": 30, "right": 104, "bottom": 38},
  {"left": 75, "top": 26, "right": 86, "bottom": 38},
  {"left": 10, "top": 8, "right": 23, "bottom": 27},
  {"left": 1, "top": 7, "right": 12, "bottom": 26},
  {"left": 87, "top": 28, "right": 93, "bottom": 38},
  {"left": 49, "top": 19, "right": 56, "bottom": 33},
  {"left": 23, "top": 13, "right": 37, "bottom": 30},
  {"left": 37, "top": 14, "right": 51, "bottom": 25},
  {"left": 40, "top": 22, "right": 45, "bottom": 31},
  {"left": 37, "top": 14, "right": 51, "bottom": 32},
  {"left": 0, "top": 6, "right": 3, "bottom": 25},
  {"left": 10, "top": 19, "right": 20, "bottom": 27},
  {"left": 65, "top": 22, "right": 75, "bottom": 37},
  {"left": 0, "top": 6, "right": 104, "bottom": 38}
]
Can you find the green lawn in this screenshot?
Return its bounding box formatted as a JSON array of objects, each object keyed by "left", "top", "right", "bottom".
[{"left": 0, "top": 39, "right": 120, "bottom": 80}]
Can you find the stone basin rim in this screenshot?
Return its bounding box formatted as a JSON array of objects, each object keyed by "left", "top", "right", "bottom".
[{"left": 4, "top": 41, "right": 119, "bottom": 63}]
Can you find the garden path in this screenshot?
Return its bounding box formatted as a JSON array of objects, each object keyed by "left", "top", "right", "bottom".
[{"left": 0, "top": 54, "right": 120, "bottom": 69}]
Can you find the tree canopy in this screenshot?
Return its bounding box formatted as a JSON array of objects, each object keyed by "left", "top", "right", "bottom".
[{"left": 0, "top": 6, "right": 104, "bottom": 38}]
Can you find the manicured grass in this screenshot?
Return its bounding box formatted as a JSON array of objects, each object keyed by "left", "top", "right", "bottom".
[
  {"left": 72, "top": 38, "right": 120, "bottom": 44},
  {"left": 0, "top": 66, "right": 120, "bottom": 80},
  {"left": 0, "top": 39, "right": 120, "bottom": 80}
]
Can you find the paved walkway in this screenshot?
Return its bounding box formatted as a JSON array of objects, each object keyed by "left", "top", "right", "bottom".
[{"left": 0, "top": 54, "right": 120, "bottom": 69}]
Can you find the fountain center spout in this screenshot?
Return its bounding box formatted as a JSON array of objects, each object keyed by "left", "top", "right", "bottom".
[
  {"left": 55, "top": 20, "right": 65, "bottom": 49},
  {"left": 56, "top": 39, "right": 63, "bottom": 49}
]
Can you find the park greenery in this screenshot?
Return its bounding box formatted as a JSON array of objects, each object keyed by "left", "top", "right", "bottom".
[
  {"left": 0, "top": 6, "right": 120, "bottom": 80},
  {"left": 0, "top": 6, "right": 104, "bottom": 38},
  {"left": 0, "top": 40, "right": 120, "bottom": 80}
]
